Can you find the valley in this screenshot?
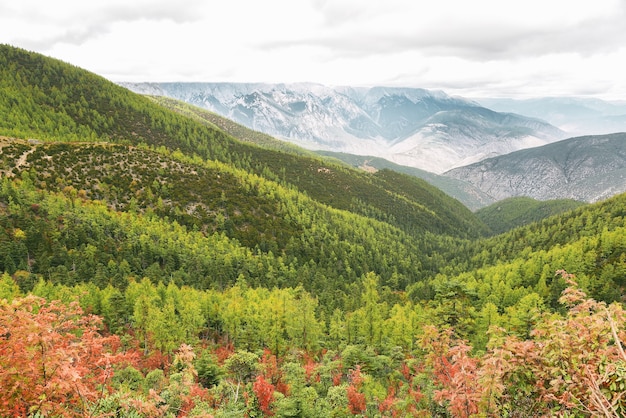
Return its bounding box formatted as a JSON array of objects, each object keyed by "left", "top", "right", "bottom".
[{"left": 2, "top": 44, "right": 626, "bottom": 417}]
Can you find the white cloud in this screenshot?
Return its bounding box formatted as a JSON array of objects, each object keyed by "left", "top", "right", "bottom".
[{"left": 2, "top": 0, "right": 625, "bottom": 99}]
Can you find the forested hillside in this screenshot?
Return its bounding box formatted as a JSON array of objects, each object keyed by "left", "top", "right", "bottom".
[
  {"left": 316, "top": 150, "right": 495, "bottom": 210},
  {"left": 0, "top": 141, "right": 437, "bottom": 309},
  {"left": 2, "top": 44, "right": 626, "bottom": 417},
  {"left": 476, "top": 196, "right": 585, "bottom": 234},
  {"left": 0, "top": 45, "right": 487, "bottom": 240}
]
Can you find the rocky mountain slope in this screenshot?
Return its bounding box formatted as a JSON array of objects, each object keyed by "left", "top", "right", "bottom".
[
  {"left": 443, "top": 133, "right": 626, "bottom": 203},
  {"left": 121, "top": 82, "right": 566, "bottom": 173}
]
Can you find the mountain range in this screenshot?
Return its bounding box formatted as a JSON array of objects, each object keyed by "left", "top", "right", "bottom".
[
  {"left": 121, "top": 82, "right": 567, "bottom": 174},
  {"left": 476, "top": 97, "right": 626, "bottom": 136},
  {"left": 318, "top": 132, "right": 626, "bottom": 210},
  {"left": 122, "top": 82, "right": 626, "bottom": 208}
]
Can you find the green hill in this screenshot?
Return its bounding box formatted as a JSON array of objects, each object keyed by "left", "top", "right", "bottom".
[
  {"left": 0, "top": 44, "right": 489, "bottom": 309},
  {"left": 422, "top": 191, "right": 626, "bottom": 314},
  {"left": 0, "top": 166, "right": 428, "bottom": 308},
  {"left": 476, "top": 196, "right": 585, "bottom": 234},
  {"left": 148, "top": 95, "right": 490, "bottom": 238},
  {"left": 316, "top": 150, "right": 496, "bottom": 210},
  {"left": 5, "top": 43, "right": 626, "bottom": 309},
  {"left": 0, "top": 44, "right": 488, "bottom": 240}
]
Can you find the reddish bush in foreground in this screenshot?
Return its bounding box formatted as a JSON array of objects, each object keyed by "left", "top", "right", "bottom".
[
  {"left": 347, "top": 366, "right": 366, "bottom": 415},
  {"left": 0, "top": 295, "right": 133, "bottom": 417},
  {"left": 253, "top": 374, "right": 276, "bottom": 415}
]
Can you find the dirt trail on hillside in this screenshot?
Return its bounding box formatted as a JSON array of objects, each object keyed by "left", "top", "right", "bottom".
[
  {"left": 15, "top": 146, "right": 36, "bottom": 169},
  {"left": 0, "top": 137, "right": 38, "bottom": 178}
]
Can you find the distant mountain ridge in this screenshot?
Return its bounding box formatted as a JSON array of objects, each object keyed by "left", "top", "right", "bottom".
[
  {"left": 476, "top": 97, "right": 626, "bottom": 136},
  {"left": 443, "top": 133, "right": 626, "bottom": 203},
  {"left": 121, "top": 82, "right": 566, "bottom": 173}
]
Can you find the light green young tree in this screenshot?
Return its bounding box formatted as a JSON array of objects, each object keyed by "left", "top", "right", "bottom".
[
  {"left": 286, "top": 286, "right": 323, "bottom": 351},
  {"left": 357, "top": 272, "right": 387, "bottom": 347},
  {"left": 0, "top": 272, "right": 20, "bottom": 301}
]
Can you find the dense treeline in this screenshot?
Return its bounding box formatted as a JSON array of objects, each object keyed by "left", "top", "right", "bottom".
[
  {"left": 416, "top": 192, "right": 626, "bottom": 317},
  {"left": 0, "top": 44, "right": 232, "bottom": 156},
  {"left": 3, "top": 170, "right": 626, "bottom": 344},
  {"left": 0, "top": 168, "right": 429, "bottom": 311},
  {"left": 451, "top": 192, "right": 626, "bottom": 274},
  {"left": 3, "top": 268, "right": 626, "bottom": 416},
  {"left": 4, "top": 157, "right": 625, "bottom": 341}
]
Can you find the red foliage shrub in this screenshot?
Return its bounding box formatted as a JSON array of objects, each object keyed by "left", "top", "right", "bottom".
[
  {"left": 347, "top": 366, "right": 366, "bottom": 415},
  {"left": 0, "top": 296, "right": 134, "bottom": 417},
  {"left": 253, "top": 375, "right": 276, "bottom": 416},
  {"left": 347, "top": 385, "right": 366, "bottom": 415}
]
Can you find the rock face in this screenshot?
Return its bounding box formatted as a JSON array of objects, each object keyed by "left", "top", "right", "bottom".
[
  {"left": 443, "top": 133, "right": 626, "bottom": 203},
  {"left": 120, "top": 82, "right": 565, "bottom": 173}
]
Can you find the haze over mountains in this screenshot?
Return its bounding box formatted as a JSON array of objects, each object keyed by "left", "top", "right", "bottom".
[
  {"left": 476, "top": 97, "right": 626, "bottom": 136},
  {"left": 121, "top": 82, "right": 567, "bottom": 174}
]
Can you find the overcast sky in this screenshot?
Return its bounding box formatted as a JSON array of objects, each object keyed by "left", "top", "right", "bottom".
[{"left": 2, "top": 0, "right": 626, "bottom": 100}]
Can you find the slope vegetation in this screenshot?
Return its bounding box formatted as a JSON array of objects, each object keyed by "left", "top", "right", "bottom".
[
  {"left": 317, "top": 150, "right": 495, "bottom": 210},
  {"left": 4, "top": 44, "right": 626, "bottom": 417},
  {"left": 476, "top": 196, "right": 585, "bottom": 234}
]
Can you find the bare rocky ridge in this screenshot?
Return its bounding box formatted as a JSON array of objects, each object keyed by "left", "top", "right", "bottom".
[{"left": 443, "top": 133, "right": 626, "bottom": 203}]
